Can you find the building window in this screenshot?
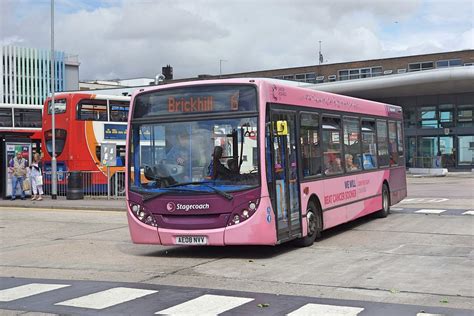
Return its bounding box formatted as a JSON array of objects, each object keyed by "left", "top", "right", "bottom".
[
  {"left": 328, "top": 75, "right": 337, "bottom": 82},
  {"left": 457, "top": 104, "right": 473, "bottom": 127},
  {"left": 458, "top": 136, "right": 474, "bottom": 165},
  {"left": 439, "top": 104, "right": 454, "bottom": 127},
  {"left": 283, "top": 75, "right": 294, "bottom": 81},
  {"left": 419, "top": 106, "right": 438, "bottom": 128},
  {"left": 338, "top": 66, "right": 383, "bottom": 81},
  {"left": 408, "top": 61, "right": 434, "bottom": 72},
  {"left": 418, "top": 136, "right": 438, "bottom": 168},
  {"left": 404, "top": 108, "right": 417, "bottom": 128},
  {"left": 339, "top": 70, "right": 349, "bottom": 81},
  {"left": 305, "top": 73, "right": 316, "bottom": 83},
  {"left": 14, "top": 109, "right": 42, "bottom": 128},
  {"left": 436, "top": 59, "right": 462, "bottom": 68},
  {"left": 0, "top": 108, "right": 13, "bottom": 127},
  {"left": 294, "top": 73, "right": 316, "bottom": 83}
]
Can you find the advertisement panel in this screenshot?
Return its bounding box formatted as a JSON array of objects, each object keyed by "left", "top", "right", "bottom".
[{"left": 4, "top": 143, "right": 32, "bottom": 197}]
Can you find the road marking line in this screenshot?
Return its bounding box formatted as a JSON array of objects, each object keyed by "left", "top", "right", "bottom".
[
  {"left": 287, "top": 303, "right": 364, "bottom": 316},
  {"left": 0, "top": 206, "right": 123, "bottom": 214},
  {"left": 55, "top": 287, "right": 157, "bottom": 309},
  {"left": 415, "top": 209, "right": 447, "bottom": 214},
  {"left": 400, "top": 198, "right": 448, "bottom": 203},
  {"left": 390, "top": 207, "right": 404, "bottom": 211},
  {"left": 462, "top": 211, "right": 474, "bottom": 215},
  {"left": 0, "top": 283, "right": 70, "bottom": 302},
  {"left": 155, "top": 294, "right": 253, "bottom": 315},
  {"left": 416, "top": 313, "right": 445, "bottom": 316}
]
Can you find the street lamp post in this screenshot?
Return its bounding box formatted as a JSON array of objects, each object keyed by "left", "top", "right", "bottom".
[
  {"left": 219, "top": 59, "right": 227, "bottom": 78},
  {"left": 50, "top": 0, "right": 57, "bottom": 199}
]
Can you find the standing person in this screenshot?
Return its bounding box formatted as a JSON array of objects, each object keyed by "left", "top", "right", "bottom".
[
  {"left": 30, "top": 153, "right": 44, "bottom": 201},
  {"left": 9, "top": 151, "right": 28, "bottom": 200}
]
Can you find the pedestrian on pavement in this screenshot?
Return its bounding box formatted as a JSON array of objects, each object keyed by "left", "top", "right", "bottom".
[
  {"left": 9, "top": 151, "right": 28, "bottom": 200},
  {"left": 30, "top": 153, "right": 44, "bottom": 201}
]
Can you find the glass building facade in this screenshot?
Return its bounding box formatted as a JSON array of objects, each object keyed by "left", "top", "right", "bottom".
[
  {"left": 0, "top": 45, "right": 67, "bottom": 106},
  {"left": 378, "top": 93, "right": 474, "bottom": 169}
]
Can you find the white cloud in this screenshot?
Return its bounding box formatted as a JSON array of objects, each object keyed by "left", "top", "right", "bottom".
[{"left": 1, "top": 0, "right": 472, "bottom": 80}]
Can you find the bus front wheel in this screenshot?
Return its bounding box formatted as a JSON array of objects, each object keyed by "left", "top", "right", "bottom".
[{"left": 294, "top": 201, "right": 322, "bottom": 247}]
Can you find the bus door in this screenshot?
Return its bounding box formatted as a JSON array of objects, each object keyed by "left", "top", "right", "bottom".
[{"left": 269, "top": 111, "right": 302, "bottom": 242}]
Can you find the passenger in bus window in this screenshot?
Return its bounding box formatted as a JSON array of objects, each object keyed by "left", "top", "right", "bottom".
[
  {"left": 324, "top": 153, "right": 342, "bottom": 175},
  {"left": 345, "top": 154, "right": 358, "bottom": 171},
  {"left": 166, "top": 131, "right": 190, "bottom": 166}
]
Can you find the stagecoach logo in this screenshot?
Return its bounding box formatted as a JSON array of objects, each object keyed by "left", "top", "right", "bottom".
[
  {"left": 166, "top": 202, "right": 210, "bottom": 212},
  {"left": 166, "top": 202, "right": 176, "bottom": 212}
]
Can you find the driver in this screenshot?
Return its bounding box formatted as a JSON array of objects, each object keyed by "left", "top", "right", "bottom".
[{"left": 166, "top": 131, "right": 190, "bottom": 166}]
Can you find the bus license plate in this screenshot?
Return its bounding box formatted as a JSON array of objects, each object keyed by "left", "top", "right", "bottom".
[{"left": 175, "top": 236, "right": 208, "bottom": 245}]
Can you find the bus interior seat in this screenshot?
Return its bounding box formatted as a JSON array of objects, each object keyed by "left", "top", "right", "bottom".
[{"left": 363, "top": 154, "right": 375, "bottom": 169}]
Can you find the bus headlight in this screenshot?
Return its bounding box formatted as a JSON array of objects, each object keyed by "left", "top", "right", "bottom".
[
  {"left": 129, "top": 202, "right": 158, "bottom": 227},
  {"left": 227, "top": 199, "right": 260, "bottom": 226}
]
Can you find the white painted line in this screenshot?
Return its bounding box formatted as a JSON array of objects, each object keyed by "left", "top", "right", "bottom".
[
  {"left": 416, "top": 313, "right": 445, "bottom": 316},
  {"left": 390, "top": 207, "right": 404, "bottom": 211},
  {"left": 400, "top": 198, "right": 448, "bottom": 204},
  {"left": 0, "top": 283, "right": 70, "bottom": 302},
  {"left": 462, "top": 211, "right": 474, "bottom": 215},
  {"left": 56, "top": 287, "right": 157, "bottom": 310},
  {"left": 155, "top": 294, "right": 253, "bottom": 315},
  {"left": 288, "top": 303, "right": 364, "bottom": 316},
  {"left": 415, "top": 209, "right": 447, "bottom": 214}
]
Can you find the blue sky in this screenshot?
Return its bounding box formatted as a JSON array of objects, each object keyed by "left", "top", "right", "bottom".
[{"left": 1, "top": 0, "right": 472, "bottom": 80}]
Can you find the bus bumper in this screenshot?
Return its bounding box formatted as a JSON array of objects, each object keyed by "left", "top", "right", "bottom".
[{"left": 158, "top": 201, "right": 277, "bottom": 246}]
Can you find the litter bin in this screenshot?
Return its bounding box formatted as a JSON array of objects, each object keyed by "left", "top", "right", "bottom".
[{"left": 67, "top": 171, "right": 83, "bottom": 200}]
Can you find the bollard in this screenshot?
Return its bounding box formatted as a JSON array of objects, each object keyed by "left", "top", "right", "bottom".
[{"left": 67, "top": 171, "right": 84, "bottom": 200}]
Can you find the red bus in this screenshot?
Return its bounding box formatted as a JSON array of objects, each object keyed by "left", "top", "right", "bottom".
[
  {"left": 126, "top": 79, "right": 407, "bottom": 246},
  {"left": 42, "top": 93, "right": 130, "bottom": 195}
]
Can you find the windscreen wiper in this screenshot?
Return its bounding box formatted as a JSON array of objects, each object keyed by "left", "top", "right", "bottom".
[
  {"left": 141, "top": 187, "right": 202, "bottom": 202},
  {"left": 167, "top": 181, "right": 233, "bottom": 201}
]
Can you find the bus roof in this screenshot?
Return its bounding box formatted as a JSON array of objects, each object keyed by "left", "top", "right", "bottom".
[
  {"left": 130, "top": 78, "right": 402, "bottom": 118},
  {"left": 44, "top": 93, "right": 130, "bottom": 102}
]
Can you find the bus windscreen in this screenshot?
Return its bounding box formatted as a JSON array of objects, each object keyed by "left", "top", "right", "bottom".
[{"left": 129, "top": 116, "right": 259, "bottom": 193}]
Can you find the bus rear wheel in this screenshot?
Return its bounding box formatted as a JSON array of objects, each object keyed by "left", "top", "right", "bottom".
[
  {"left": 294, "top": 201, "right": 322, "bottom": 247},
  {"left": 377, "top": 184, "right": 390, "bottom": 218}
]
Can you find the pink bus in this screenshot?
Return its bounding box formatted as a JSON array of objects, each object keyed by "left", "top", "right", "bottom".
[{"left": 126, "top": 78, "right": 406, "bottom": 246}]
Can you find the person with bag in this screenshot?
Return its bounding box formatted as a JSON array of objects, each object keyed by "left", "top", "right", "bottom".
[
  {"left": 8, "top": 151, "right": 28, "bottom": 200},
  {"left": 29, "top": 153, "right": 44, "bottom": 201}
]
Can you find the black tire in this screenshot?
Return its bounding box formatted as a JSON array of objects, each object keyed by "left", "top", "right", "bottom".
[
  {"left": 377, "top": 184, "right": 390, "bottom": 218},
  {"left": 294, "top": 201, "right": 322, "bottom": 247}
]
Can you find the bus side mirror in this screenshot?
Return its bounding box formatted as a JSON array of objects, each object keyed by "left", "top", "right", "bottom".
[{"left": 276, "top": 120, "right": 288, "bottom": 136}]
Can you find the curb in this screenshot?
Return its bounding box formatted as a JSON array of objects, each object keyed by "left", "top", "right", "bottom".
[{"left": 0, "top": 202, "right": 125, "bottom": 212}]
